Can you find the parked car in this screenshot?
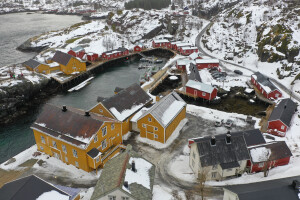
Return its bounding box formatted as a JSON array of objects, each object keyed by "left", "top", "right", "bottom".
[
  {"left": 234, "top": 70, "right": 243, "bottom": 75},
  {"left": 225, "top": 119, "right": 234, "bottom": 128},
  {"left": 215, "top": 119, "right": 223, "bottom": 127}
]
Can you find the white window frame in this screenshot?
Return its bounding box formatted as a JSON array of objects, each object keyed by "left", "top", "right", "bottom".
[
  {"left": 94, "top": 135, "right": 98, "bottom": 143},
  {"left": 111, "top": 123, "right": 115, "bottom": 130},
  {"left": 102, "top": 126, "right": 107, "bottom": 137},
  {"left": 258, "top": 162, "right": 264, "bottom": 168},
  {"left": 109, "top": 196, "right": 116, "bottom": 200},
  {"left": 212, "top": 165, "right": 218, "bottom": 170},
  {"left": 65, "top": 156, "right": 68, "bottom": 162},
  {"left": 99, "top": 109, "right": 103, "bottom": 113},
  {"left": 96, "top": 157, "right": 100, "bottom": 163},
  {"left": 142, "top": 124, "right": 146, "bottom": 128},
  {"left": 102, "top": 139, "right": 107, "bottom": 150},
  {"left": 211, "top": 172, "right": 217, "bottom": 178},
  {"left": 193, "top": 152, "right": 196, "bottom": 159},
  {"left": 154, "top": 127, "right": 158, "bottom": 131},
  {"left": 62, "top": 144, "right": 67, "bottom": 154},
  {"left": 148, "top": 117, "right": 152, "bottom": 122},
  {"left": 41, "top": 136, "right": 46, "bottom": 144},
  {"left": 40, "top": 146, "right": 44, "bottom": 151},
  {"left": 281, "top": 125, "right": 285, "bottom": 130},
  {"left": 154, "top": 134, "right": 158, "bottom": 139},
  {"left": 202, "top": 92, "right": 206, "bottom": 96},
  {"left": 72, "top": 149, "right": 78, "bottom": 158},
  {"left": 122, "top": 197, "right": 129, "bottom": 200},
  {"left": 52, "top": 141, "right": 57, "bottom": 149},
  {"left": 75, "top": 161, "right": 79, "bottom": 167}
]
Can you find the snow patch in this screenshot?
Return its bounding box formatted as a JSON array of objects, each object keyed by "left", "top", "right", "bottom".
[{"left": 36, "top": 190, "right": 69, "bottom": 200}]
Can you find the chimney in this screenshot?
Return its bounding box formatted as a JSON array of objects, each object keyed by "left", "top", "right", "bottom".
[
  {"left": 210, "top": 136, "right": 216, "bottom": 146},
  {"left": 226, "top": 134, "right": 231, "bottom": 144},
  {"left": 62, "top": 105, "right": 67, "bottom": 112},
  {"left": 132, "top": 160, "right": 136, "bottom": 172},
  {"left": 124, "top": 181, "right": 129, "bottom": 189},
  {"left": 227, "top": 131, "right": 231, "bottom": 135},
  {"left": 292, "top": 180, "right": 300, "bottom": 190},
  {"left": 85, "top": 111, "right": 90, "bottom": 117}
]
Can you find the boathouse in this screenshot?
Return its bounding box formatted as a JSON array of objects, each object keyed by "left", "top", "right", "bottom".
[
  {"left": 267, "top": 98, "right": 297, "bottom": 137},
  {"left": 68, "top": 46, "right": 86, "bottom": 59},
  {"left": 185, "top": 80, "right": 217, "bottom": 100},
  {"left": 23, "top": 59, "right": 52, "bottom": 74},
  {"left": 31, "top": 104, "right": 124, "bottom": 172},
  {"left": 251, "top": 72, "right": 282, "bottom": 100},
  {"left": 87, "top": 52, "right": 99, "bottom": 62},
  {"left": 176, "top": 59, "right": 191, "bottom": 70},
  {"left": 195, "top": 59, "right": 219, "bottom": 70},
  {"left": 101, "top": 47, "right": 129, "bottom": 60},
  {"left": 51, "top": 51, "right": 86, "bottom": 75},
  {"left": 89, "top": 83, "right": 153, "bottom": 138},
  {"left": 247, "top": 141, "right": 292, "bottom": 173},
  {"left": 152, "top": 39, "right": 171, "bottom": 48},
  {"left": 135, "top": 92, "right": 187, "bottom": 144},
  {"left": 133, "top": 43, "right": 145, "bottom": 52},
  {"left": 174, "top": 42, "right": 191, "bottom": 51},
  {"left": 180, "top": 46, "right": 198, "bottom": 56}
]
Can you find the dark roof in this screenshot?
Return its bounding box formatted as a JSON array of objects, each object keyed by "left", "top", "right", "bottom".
[
  {"left": 188, "top": 63, "right": 202, "bottom": 82},
  {"left": 87, "top": 148, "right": 101, "bottom": 158},
  {"left": 31, "top": 104, "right": 117, "bottom": 148},
  {"left": 97, "top": 96, "right": 106, "bottom": 103},
  {"left": 114, "top": 87, "right": 124, "bottom": 93},
  {"left": 249, "top": 141, "right": 292, "bottom": 163},
  {"left": 52, "top": 51, "right": 73, "bottom": 66},
  {"left": 252, "top": 72, "right": 278, "bottom": 93},
  {"left": 104, "top": 47, "right": 128, "bottom": 54},
  {"left": 268, "top": 98, "right": 297, "bottom": 126},
  {"left": 231, "top": 129, "right": 266, "bottom": 147},
  {"left": 220, "top": 161, "right": 240, "bottom": 169},
  {"left": 194, "top": 133, "right": 250, "bottom": 167},
  {"left": 98, "top": 83, "right": 152, "bottom": 121},
  {"left": 0, "top": 175, "right": 79, "bottom": 200},
  {"left": 91, "top": 146, "right": 155, "bottom": 200},
  {"left": 224, "top": 176, "right": 300, "bottom": 200},
  {"left": 23, "top": 59, "right": 42, "bottom": 69}
]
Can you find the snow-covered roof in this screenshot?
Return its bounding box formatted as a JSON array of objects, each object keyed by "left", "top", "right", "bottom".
[
  {"left": 71, "top": 46, "right": 85, "bottom": 53},
  {"left": 195, "top": 59, "right": 219, "bottom": 64},
  {"left": 186, "top": 80, "right": 215, "bottom": 93},
  {"left": 137, "top": 92, "right": 186, "bottom": 128},
  {"left": 177, "top": 59, "right": 192, "bottom": 66},
  {"left": 153, "top": 39, "right": 169, "bottom": 43},
  {"left": 181, "top": 46, "right": 198, "bottom": 50},
  {"left": 48, "top": 62, "right": 59, "bottom": 68},
  {"left": 250, "top": 147, "right": 271, "bottom": 163},
  {"left": 176, "top": 42, "right": 191, "bottom": 47},
  {"left": 251, "top": 72, "right": 279, "bottom": 94},
  {"left": 189, "top": 52, "right": 200, "bottom": 60}
]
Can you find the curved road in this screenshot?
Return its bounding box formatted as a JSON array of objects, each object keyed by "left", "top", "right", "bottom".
[{"left": 195, "top": 22, "right": 300, "bottom": 102}]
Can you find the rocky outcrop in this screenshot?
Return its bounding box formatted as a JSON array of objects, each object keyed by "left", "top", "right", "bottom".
[
  {"left": 17, "top": 38, "right": 48, "bottom": 53},
  {"left": 142, "top": 24, "right": 164, "bottom": 39}
]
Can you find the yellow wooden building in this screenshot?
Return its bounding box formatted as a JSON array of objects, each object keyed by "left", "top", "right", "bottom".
[
  {"left": 31, "top": 104, "right": 124, "bottom": 172},
  {"left": 135, "top": 92, "right": 187, "bottom": 144},
  {"left": 51, "top": 51, "right": 86, "bottom": 75},
  {"left": 89, "top": 83, "right": 152, "bottom": 139},
  {"left": 23, "top": 59, "right": 52, "bottom": 74}
]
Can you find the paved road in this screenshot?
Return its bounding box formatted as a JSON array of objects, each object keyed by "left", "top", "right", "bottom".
[{"left": 195, "top": 22, "right": 300, "bottom": 103}]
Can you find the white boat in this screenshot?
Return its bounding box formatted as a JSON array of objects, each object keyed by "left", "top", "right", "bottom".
[{"left": 68, "top": 77, "right": 94, "bottom": 92}]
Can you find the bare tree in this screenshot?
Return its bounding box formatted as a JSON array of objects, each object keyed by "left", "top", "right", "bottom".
[
  {"left": 195, "top": 168, "right": 210, "bottom": 200},
  {"left": 171, "top": 190, "right": 183, "bottom": 200}
]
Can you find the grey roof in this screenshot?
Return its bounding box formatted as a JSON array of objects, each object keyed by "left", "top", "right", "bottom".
[
  {"left": 97, "top": 96, "right": 106, "bottom": 102},
  {"left": 252, "top": 72, "right": 278, "bottom": 92},
  {"left": 224, "top": 176, "right": 300, "bottom": 200},
  {"left": 23, "top": 59, "right": 42, "bottom": 69},
  {"left": 87, "top": 147, "right": 100, "bottom": 158},
  {"left": 138, "top": 92, "right": 186, "bottom": 128},
  {"left": 114, "top": 87, "right": 124, "bottom": 93},
  {"left": 194, "top": 133, "right": 250, "bottom": 168},
  {"left": 52, "top": 51, "right": 73, "bottom": 66},
  {"left": 0, "top": 175, "right": 79, "bottom": 200},
  {"left": 188, "top": 63, "right": 202, "bottom": 82},
  {"left": 268, "top": 98, "right": 297, "bottom": 126},
  {"left": 231, "top": 129, "right": 266, "bottom": 147},
  {"left": 71, "top": 46, "right": 85, "bottom": 52},
  {"left": 220, "top": 161, "right": 240, "bottom": 169},
  {"left": 185, "top": 80, "right": 215, "bottom": 93},
  {"left": 248, "top": 141, "right": 292, "bottom": 163},
  {"left": 99, "top": 83, "right": 152, "bottom": 121},
  {"left": 90, "top": 146, "right": 155, "bottom": 200}
]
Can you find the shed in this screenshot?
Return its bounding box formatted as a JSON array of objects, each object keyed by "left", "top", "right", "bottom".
[{"left": 185, "top": 80, "right": 217, "bottom": 100}]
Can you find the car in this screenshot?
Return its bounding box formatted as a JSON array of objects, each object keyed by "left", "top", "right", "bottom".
[
  {"left": 234, "top": 70, "right": 243, "bottom": 75},
  {"left": 215, "top": 119, "right": 223, "bottom": 127},
  {"left": 225, "top": 119, "right": 234, "bottom": 128}
]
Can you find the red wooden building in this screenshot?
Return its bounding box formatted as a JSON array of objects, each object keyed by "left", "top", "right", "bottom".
[
  {"left": 101, "top": 47, "right": 129, "bottom": 60},
  {"left": 152, "top": 39, "right": 171, "bottom": 48},
  {"left": 133, "top": 43, "right": 145, "bottom": 52},
  {"left": 176, "top": 59, "right": 191, "bottom": 71},
  {"left": 247, "top": 141, "right": 292, "bottom": 173},
  {"left": 251, "top": 72, "right": 282, "bottom": 100},
  {"left": 174, "top": 42, "right": 191, "bottom": 51},
  {"left": 171, "top": 41, "right": 181, "bottom": 50},
  {"left": 195, "top": 59, "right": 219, "bottom": 70},
  {"left": 180, "top": 46, "right": 198, "bottom": 55},
  {"left": 68, "top": 46, "right": 85, "bottom": 59},
  {"left": 189, "top": 52, "right": 202, "bottom": 60},
  {"left": 86, "top": 53, "right": 98, "bottom": 62},
  {"left": 267, "top": 98, "right": 297, "bottom": 137},
  {"left": 185, "top": 80, "right": 217, "bottom": 100}
]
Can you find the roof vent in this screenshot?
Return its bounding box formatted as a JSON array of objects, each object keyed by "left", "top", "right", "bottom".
[
  {"left": 226, "top": 134, "right": 231, "bottom": 144},
  {"left": 292, "top": 180, "right": 300, "bottom": 190},
  {"left": 132, "top": 160, "right": 136, "bottom": 172},
  {"left": 284, "top": 105, "right": 287, "bottom": 109},
  {"left": 124, "top": 181, "right": 129, "bottom": 189},
  {"left": 85, "top": 111, "right": 90, "bottom": 117},
  {"left": 62, "top": 105, "right": 67, "bottom": 112},
  {"left": 211, "top": 136, "right": 216, "bottom": 146}
]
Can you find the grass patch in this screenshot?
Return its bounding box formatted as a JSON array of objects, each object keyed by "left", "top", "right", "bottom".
[{"left": 66, "top": 37, "right": 82, "bottom": 44}]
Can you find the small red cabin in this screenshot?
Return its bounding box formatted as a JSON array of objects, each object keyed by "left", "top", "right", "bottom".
[
  {"left": 134, "top": 43, "right": 145, "bottom": 52},
  {"left": 195, "top": 59, "right": 219, "bottom": 70},
  {"left": 185, "top": 80, "right": 217, "bottom": 100},
  {"left": 174, "top": 42, "right": 191, "bottom": 51},
  {"left": 180, "top": 46, "right": 198, "bottom": 56},
  {"left": 68, "top": 46, "right": 85, "bottom": 59},
  {"left": 251, "top": 72, "right": 282, "bottom": 100},
  {"left": 247, "top": 141, "right": 292, "bottom": 173},
  {"left": 176, "top": 59, "right": 191, "bottom": 71},
  {"left": 102, "top": 47, "right": 129, "bottom": 60},
  {"left": 152, "top": 39, "right": 171, "bottom": 48},
  {"left": 87, "top": 53, "right": 98, "bottom": 62}
]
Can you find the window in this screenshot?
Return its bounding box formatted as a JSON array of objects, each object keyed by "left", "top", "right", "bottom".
[
  {"left": 102, "top": 126, "right": 107, "bottom": 137},
  {"left": 94, "top": 135, "right": 98, "bottom": 143},
  {"left": 148, "top": 117, "right": 152, "bottom": 122},
  {"left": 65, "top": 156, "right": 68, "bottom": 162},
  {"left": 111, "top": 123, "right": 115, "bottom": 130},
  {"left": 202, "top": 92, "right": 206, "bottom": 96},
  {"left": 193, "top": 152, "right": 196, "bottom": 159},
  {"left": 75, "top": 161, "right": 79, "bottom": 167},
  {"left": 154, "top": 127, "right": 158, "bottom": 131},
  {"left": 154, "top": 134, "right": 158, "bottom": 138},
  {"left": 109, "top": 196, "right": 116, "bottom": 200},
  {"left": 62, "top": 145, "right": 67, "bottom": 154},
  {"left": 142, "top": 124, "right": 146, "bottom": 128},
  {"left": 99, "top": 109, "right": 103, "bottom": 113},
  {"left": 212, "top": 165, "right": 217, "bottom": 170},
  {"left": 281, "top": 125, "right": 285, "bottom": 130},
  {"left": 52, "top": 141, "right": 57, "bottom": 149},
  {"left": 41, "top": 136, "right": 46, "bottom": 144},
  {"left": 122, "top": 197, "right": 129, "bottom": 200},
  {"left": 72, "top": 149, "right": 78, "bottom": 158},
  {"left": 102, "top": 139, "right": 107, "bottom": 150},
  {"left": 211, "top": 172, "right": 217, "bottom": 178},
  {"left": 96, "top": 157, "right": 100, "bottom": 163},
  {"left": 40, "top": 146, "right": 44, "bottom": 151},
  {"left": 258, "top": 162, "right": 264, "bottom": 168}
]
